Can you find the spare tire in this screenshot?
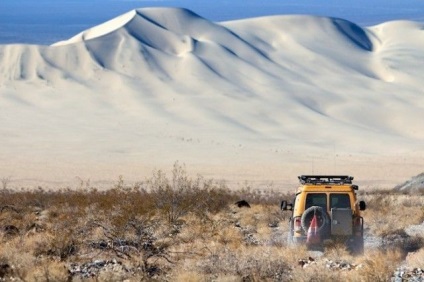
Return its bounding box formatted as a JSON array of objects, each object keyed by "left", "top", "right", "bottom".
[{"left": 301, "top": 206, "right": 330, "bottom": 233}]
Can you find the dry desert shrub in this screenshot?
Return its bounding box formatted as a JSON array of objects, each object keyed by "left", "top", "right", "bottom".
[
  {"left": 290, "top": 247, "right": 402, "bottom": 282},
  {"left": 192, "top": 245, "right": 293, "bottom": 281},
  {"left": 228, "top": 203, "right": 289, "bottom": 247},
  {"left": 361, "top": 191, "right": 424, "bottom": 236},
  {"left": 405, "top": 247, "right": 424, "bottom": 268},
  {"left": 357, "top": 249, "right": 403, "bottom": 282},
  {"left": 323, "top": 241, "right": 353, "bottom": 262},
  {"left": 25, "top": 261, "right": 69, "bottom": 282},
  {"left": 0, "top": 168, "right": 423, "bottom": 281},
  {"left": 148, "top": 162, "right": 237, "bottom": 224},
  {"left": 291, "top": 265, "right": 349, "bottom": 282}
]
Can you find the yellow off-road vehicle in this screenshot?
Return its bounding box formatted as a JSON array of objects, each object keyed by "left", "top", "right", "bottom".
[{"left": 281, "top": 175, "right": 366, "bottom": 254}]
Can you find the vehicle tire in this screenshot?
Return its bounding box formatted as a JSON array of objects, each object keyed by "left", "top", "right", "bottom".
[
  {"left": 286, "top": 219, "right": 294, "bottom": 246},
  {"left": 348, "top": 237, "right": 364, "bottom": 255},
  {"left": 300, "top": 206, "right": 330, "bottom": 233},
  {"left": 287, "top": 231, "right": 293, "bottom": 246},
  {"left": 287, "top": 232, "right": 305, "bottom": 246}
]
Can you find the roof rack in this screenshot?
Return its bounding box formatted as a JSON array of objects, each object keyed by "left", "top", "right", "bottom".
[{"left": 298, "top": 175, "right": 354, "bottom": 185}]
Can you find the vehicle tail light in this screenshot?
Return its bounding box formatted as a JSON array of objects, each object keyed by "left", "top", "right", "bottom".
[
  {"left": 353, "top": 217, "right": 363, "bottom": 236},
  {"left": 294, "top": 217, "right": 302, "bottom": 232}
]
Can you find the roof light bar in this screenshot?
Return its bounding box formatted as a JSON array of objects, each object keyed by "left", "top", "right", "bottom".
[{"left": 298, "top": 175, "right": 354, "bottom": 185}]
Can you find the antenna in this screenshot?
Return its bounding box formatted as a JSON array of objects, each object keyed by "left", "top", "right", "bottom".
[{"left": 333, "top": 143, "right": 336, "bottom": 173}]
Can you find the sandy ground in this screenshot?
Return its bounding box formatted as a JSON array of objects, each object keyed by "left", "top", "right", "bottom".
[{"left": 1, "top": 151, "right": 422, "bottom": 191}]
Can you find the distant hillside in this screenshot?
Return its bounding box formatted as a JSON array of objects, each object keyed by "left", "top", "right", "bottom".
[
  {"left": 394, "top": 173, "right": 424, "bottom": 194},
  {"left": 1, "top": 7, "right": 424, "bottom": 188}
]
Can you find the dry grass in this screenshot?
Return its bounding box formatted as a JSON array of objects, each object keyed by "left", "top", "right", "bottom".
[
  {"left": 405, "top": 247, "right": 424, "bottom": 268},
  {"left": 361, "top": 191, "right": 424, "bottom": 236},
  {"left": 0, "top": 166, "right": 422, "bottom": 281},
  {"left": 358, "top": 249, "right": 404, "bottom": 282}
]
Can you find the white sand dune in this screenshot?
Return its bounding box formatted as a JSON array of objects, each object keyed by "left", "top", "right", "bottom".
[{"left": 1, "top": 7, "right": 423, "bottom": 189}]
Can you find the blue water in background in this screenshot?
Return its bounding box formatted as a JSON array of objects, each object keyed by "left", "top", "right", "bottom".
[{"left": 1, "top": 0, "right": 424, "bottom": 45}]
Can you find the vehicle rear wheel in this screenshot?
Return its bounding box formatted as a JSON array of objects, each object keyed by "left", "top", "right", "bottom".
[
  {"left": 347, "top": 237, "right": 364, "bottom": 255},
  {"left": 287, "top": 231, "right": 293, "bottom": 246}
]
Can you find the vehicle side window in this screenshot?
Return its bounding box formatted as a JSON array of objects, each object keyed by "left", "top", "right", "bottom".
[
  {"left": 330, "top": 194, "right": 351, "bottom": 209},
  {"left": 305, "top": 193, "right": 327, "bottom": 210}
]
